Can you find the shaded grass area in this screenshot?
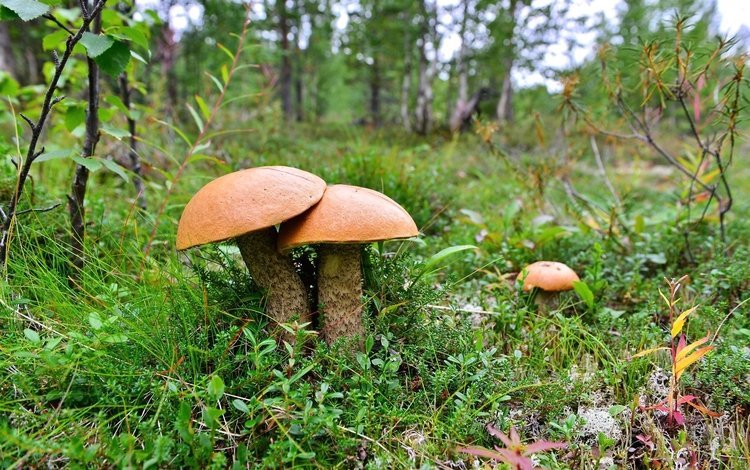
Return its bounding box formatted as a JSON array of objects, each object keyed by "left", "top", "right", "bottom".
[{"left": 1, "top": 127, "right": 749, "bottom": 467}]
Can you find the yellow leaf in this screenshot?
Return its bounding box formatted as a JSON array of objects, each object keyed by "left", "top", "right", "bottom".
[
  {"left": 675, "top": 345, "right": 714, "bottom": 380},
  {"left": 675, "top": 334, "right": 709, "bottom": 363},
  {"left": 632, "top": 346, "right": 669, "bottom": 359},
  {"left": 671, "top": 305, "right": 698, "bottom": 338},
  {"left": 659, "top": 290, "right": 671, "bottom": 309}
]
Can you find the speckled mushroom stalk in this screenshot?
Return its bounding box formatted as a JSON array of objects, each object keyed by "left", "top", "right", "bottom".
[
  {"left": 236, "top": 228, "right": 309, "bottom": 327},
  {"left": 176, "top": 166, "right": 327, "bottom": 340},
  {"left": 316, "top": 244, "right": 366, "bottom": 342},
  {"left": 278, "top": 184, "right": 419, "bottom": 346}
]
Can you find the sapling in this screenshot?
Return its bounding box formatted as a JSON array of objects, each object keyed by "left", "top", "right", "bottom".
[{"left": 633, "top": 276, "right": 720, "bottom": 428}]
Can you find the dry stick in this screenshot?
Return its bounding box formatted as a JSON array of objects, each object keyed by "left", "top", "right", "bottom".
[
  {"left": 119, "top": 71, "right": 147, "bottom": 210},
  {"left": 141, "top": 7, "right": 252, "bottom": 262},
  {"left": 589, "top": 135, "right": 621, "bottom": 208},
  {"left": 0, "top": 0, "right": 108, "bottom": 267},
  {"left": 68, "top": 2, "right": 103, "bottom": 283}
]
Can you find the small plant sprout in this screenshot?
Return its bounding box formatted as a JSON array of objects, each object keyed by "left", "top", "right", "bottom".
[
  {"left": 518, "top": 261, "right": 580, "bottom": 311},
  {"left": 176, "top": 166, "right": 326, "bottom": 335},
  {"left": 278, "top": 184, "right": 419, "bottom": 345},
  {"left": 633, "top": 276, "right": 721, "bottom": 427},
  {"left": 458, "top": 424, "right": 566, "bottom": 470}
]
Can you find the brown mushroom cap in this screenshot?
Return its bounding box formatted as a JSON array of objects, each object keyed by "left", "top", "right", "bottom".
[
  {"left": 277, "top": 184, "right": 419, "bottom": 250},
  {"left": 176, "top": 166, "right": 326, "bottom": 250},
  {"left": 519, "top": 261, "right": 580, "bottom": 292}
]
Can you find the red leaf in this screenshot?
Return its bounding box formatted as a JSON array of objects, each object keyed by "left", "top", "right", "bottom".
[{"left": 524, "top": 440, "right": 567, "bottom": 454}]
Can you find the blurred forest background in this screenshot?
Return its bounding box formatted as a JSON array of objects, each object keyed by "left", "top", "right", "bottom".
[{"left": 3, "top": 0, "right": 746, "bottom": 135}]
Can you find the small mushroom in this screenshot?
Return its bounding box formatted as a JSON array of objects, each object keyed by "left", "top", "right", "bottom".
[
  {"left": 277, "top": 184, "right": 419, "bottom": 345},
  {"left": 176, "top": 166, "right": 326, "bottom": 333},
  {"left": 518, "top": 261, "right": 580, "bottom": 311}
]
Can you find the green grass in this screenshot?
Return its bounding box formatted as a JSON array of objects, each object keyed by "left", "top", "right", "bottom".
[{"left": 1, "top": 125, "right": 749, "bottom": 468}]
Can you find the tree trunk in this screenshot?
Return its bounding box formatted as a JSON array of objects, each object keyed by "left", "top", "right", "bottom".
[
  {"left": 495, "top": 0, "right": 518, "bottom": 122},
  {"left": 400, "top": 13, "right": 412, "bottom": 132},
  {"left": 0, "top": 23, "right": 16, "bottom": 79},
  {"left": 278, "top": 0, "right": 293, "bottom": 121},
  {"left": 450, "top": 0, "right": 470, "bottom": 132},
  {"left": 496, "top": 57, "right": 514, "bottom": 122},
  {"left": 370, "top": 55, "right": 381, "bottom": 127},
  {"left": 414, "top": 0, "right": 437, "bottom": 135},
  {"left": 119, "top": 72, "right": 146, "bottom": 210},
  {"left": 68, "top": 5, "right": 102, "bottom": 284},
  {"left": 293, "top": 0, "right": 304, "bottom": 122}
]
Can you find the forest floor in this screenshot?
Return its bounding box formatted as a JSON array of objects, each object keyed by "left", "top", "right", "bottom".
[{"left": 1, "top": 124, "right": 749, "bottom": 468}]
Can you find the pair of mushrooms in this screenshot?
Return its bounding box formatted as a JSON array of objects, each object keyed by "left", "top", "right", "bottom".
[{"left": 176, "top": 166, "right": 418, "bottom": 344}]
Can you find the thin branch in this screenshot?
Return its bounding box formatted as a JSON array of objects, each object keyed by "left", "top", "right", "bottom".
[
  {"left": 0, "top": 0, "right": 108, "bottom": 267},
  {"left": 590, "top": 135, "right": 621, "bottom": 208},
  {"left": 43, "top": 13, "right": 74, "bottom": 35},
  {"left": 16, "top": 202, "right": 63, "bottom": 216},
  {"left": 142, "top": 5, "right": 253, "bottom": 260},
  {"left": 19, "top": 113, "right": 35, "bottom": 129}
]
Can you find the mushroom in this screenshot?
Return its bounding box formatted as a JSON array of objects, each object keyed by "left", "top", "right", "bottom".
[
  {"left": 277, "top": 184, "right": 419, "bottom": 344},
  {"left": 176, "top": 166, "right": 326, "bottom": 333},
  {"left": 518, "top": 261, "right": 580, "bottom": 311}
]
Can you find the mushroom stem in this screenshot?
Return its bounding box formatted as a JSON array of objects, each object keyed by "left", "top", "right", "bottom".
[
  {"left": 317, "top": 244, "right": 365, "bottom": 345},
  {"left": 237, "top": 228, "right": 310, "bottom": 332}
]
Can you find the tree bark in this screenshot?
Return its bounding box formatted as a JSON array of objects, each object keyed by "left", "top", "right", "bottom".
[
  {"left": 0, "top": 23, "right": 16, "bottom": 79},
  {"left": 278, "top": 0, "right": 293, "bottom": 121},
  {"left": 293, "top": 0, "right": 304, "bottom": 122},
  {"left": 414, "top": 0, "right": 437, "bottom": 135},
  {"left": 400, "top": 13, "right": 412, "bottom": 132},
  {"left": 69, "top": 4, "right": 102, "bottom": 283},
  {"left": 119, "top": 72, "right": 146, "bottom": 210},
  {"left": 495, "top": 0, "right": 518, "bottom": 122},
  {"left": 370, "top": 55, "right": 381, "bottom": 127},
  {"left": 450, "top": 0, "right": 470, "bottom": 132}
]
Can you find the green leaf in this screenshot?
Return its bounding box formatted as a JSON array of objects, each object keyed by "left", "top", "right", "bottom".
[
  {"left": 105, "top": 95, "right": 130, "bottom": 117},
  {"left": 206, "top": 73, "right": 224, "bottom": 93},
  {"left": 35, "top": 148, "right": 72, "bottom": 163},
  {"left": 185, "top": 103, "right": 204, "bottom": 132},
  {"left": 207, "top": 375, "right": 225, "bottom": 400},
  {"left": 100, "top": 158, "right": 130, "bottom": 183},
  {"left": 572, "top": 280, "right": 595, "bottom": 309},
  {"left": 194, "top": 95, "right": 210, "bottom": 121},
  {"left": 100, "top": 124, "right": 130, "bottom": 140},
  {"left": 232, "top": 399, "right": 249, "bottom": 413},
  {"left": 0, "top": 0, "right": 48, "bottom": 21},
  {"left": 102, "top": 333, "right": 128, "bottom": 343},
  {"left": 413, "top": 245, "right": 476, "bottom": 282},
  {"left": 80, "top": 32, "right": 114, "bottom": 58},
  {"left": 23, "top": 328, "right": 40, "bottom": 343},
  {"left": 176, "top": 401, "right": 194, "bottom": 442},
  {"left": 608, "top": 405, "right": 627, "bottom": 417},
  {"left": 94, "top": 40, "right": 130, "bottom": 77},
  {"left": 54, "top": 7, "right": 80, "bottom": 23},
  {"left": 0, "top": 6, "right": 21, "bottom": 20},
  {"left": 42, "top": 29, "right": 69, "bottom": 51},
  {"left": 65, "top": 105, "right": 86, "bottom": 131},
  {"left": 88, "top": 312, "right": 102, "bottom": 330},
  {"left": 117, "top": 26, "right": 149, "bottom": 51},
  {"left": 71, "top": 156, "right": 103, "bottom": 172}
]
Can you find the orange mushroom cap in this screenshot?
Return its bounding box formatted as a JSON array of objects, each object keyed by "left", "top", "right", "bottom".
[
  {"left": 519, "top": 261, "right": 580, "bottom": 292},
  {"left": 176, "top": 166, "right": 326, "bottom": 250},
  {"left": 277, "top": 184, "right": 419, "bottom": 250}
]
